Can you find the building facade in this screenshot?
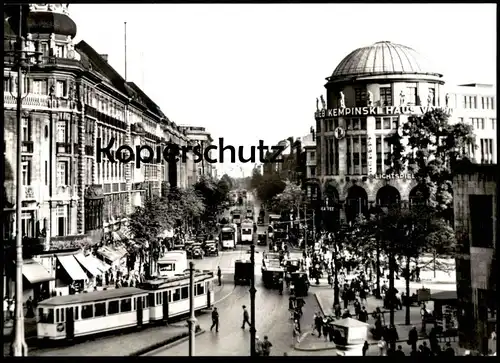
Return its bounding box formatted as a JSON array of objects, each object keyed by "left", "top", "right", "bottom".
[
  {"left": 314, "top": 41, "right": 497, "bottom": 228},
  {"left": 453, "top": 162, "right": 496, "bottom": 355},
  {"left": 3, "top": 4, "right": 198, "bottom": 249},
  {"left": 179, "top": 126, "right": 215, "bottom": 183}
]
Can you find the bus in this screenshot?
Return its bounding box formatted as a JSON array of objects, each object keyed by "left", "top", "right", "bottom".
[
  {"left": 220, "top": 224, "right": 237, "bottom": 249},
  {"left": 232, "top": 209, "right": 242, "bottom": 225},
  {"left": 240, "top": 219, "right": 254, "bottom": 244}
]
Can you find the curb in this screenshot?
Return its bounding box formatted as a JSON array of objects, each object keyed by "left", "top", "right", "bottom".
[
  {"left": 132, "top": 329, "right": 206, "bottom": 356},
  {"left": 294, "top": 331, "right": 337, "bottom": 352},
  {"left": 314, "top": 292, "right": 328, "bottom": 316}
]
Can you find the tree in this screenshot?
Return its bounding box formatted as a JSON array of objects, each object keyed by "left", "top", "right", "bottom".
[
  {"left": 164, "top": 186, "right": 205, "bottom": 229},
  {"left": 388, "top": 108, "right": 475, "bottom": 216},
  {"left": 194, "top": 175, "right": 231, "bottom": 228},
  {"left": 220, "top": 173, "right": 234, "bottom": 190},
  {"left": 128, "top": 197, "right": 173, "bottom": 277},
  {"left": 272, "top": 181, "right": 305, "bottom": 214},
  {"left": 359, "top": 204, "right": 456, "bottom": 329},
  {"left": 250, "top": 169, "right": 286, "bottom": 206}
]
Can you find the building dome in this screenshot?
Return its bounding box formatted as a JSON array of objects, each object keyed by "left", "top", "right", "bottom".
[
  {"left": 6, "top": 4, "right": 77, "bottom": 38},
  {"left": 330, "top": 41, "right": 441, "bottom": 79}
]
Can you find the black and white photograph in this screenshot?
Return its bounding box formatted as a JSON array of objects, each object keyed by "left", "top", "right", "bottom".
[{"left": 2, "top": 2, "right": 497, "bottom": 357}]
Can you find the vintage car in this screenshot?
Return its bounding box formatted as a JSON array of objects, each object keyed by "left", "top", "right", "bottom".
[
  {"left": 190, "top": 242, "right": 204, "bottom": 259},
  {"left": 234, "top": 260, "right": 253, "bottom": 285},
  {"left": 203, "top": 240, "right": 219, "bottom": 257},
  {"left": 290, "top": 271, "right": 310, "bottom": 297}
]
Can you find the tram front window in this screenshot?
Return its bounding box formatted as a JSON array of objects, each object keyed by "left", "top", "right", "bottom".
[{"left": 39, "top": 308, "right": 54, "bottom": 323}]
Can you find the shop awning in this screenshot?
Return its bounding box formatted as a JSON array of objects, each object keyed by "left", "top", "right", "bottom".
[
  {"left": 74, "top": 253, "right": 101, "bottom": 277},
  {"left": 97, "top": 245, "right": 128, "bottom": 264},
  {"left": 57, "top": 255, "right": 88, "bottom": 281},
  {"left": 22, "top": 259, "right": 55, "bottom": 284}
]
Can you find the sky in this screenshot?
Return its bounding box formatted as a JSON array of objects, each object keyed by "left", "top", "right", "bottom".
[{"left": 69, "top": 3, "right": 497, "bottom": 178}]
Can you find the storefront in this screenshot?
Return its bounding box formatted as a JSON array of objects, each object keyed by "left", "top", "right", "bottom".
[{"left": 21, "top": 259, "right": 55, "bottom": 303}]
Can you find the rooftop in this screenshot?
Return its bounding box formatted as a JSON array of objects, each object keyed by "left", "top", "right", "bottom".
[{"left": 329, "top": 41, "right": 442, "bottom": 80}]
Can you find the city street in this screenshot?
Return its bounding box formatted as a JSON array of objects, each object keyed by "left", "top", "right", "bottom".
[{"left": 148, "top": 276, "right": 319, "bottom": 356}]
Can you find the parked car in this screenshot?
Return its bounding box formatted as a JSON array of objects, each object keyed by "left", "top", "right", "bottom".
[
  {"left": 203, "top": 240, "right": 219, "bottom": 257},
  {"left": 190, "top": 243, "right": 204, "bottom": 259}
]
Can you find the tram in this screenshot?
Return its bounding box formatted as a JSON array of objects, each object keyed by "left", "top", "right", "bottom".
[{"left": 36, "top": 271, "right": 215, "bottom": 341}]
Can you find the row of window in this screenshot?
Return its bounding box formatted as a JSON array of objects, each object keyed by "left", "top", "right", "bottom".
[
  {"left": 39, "top": 283, "right": 207, "bottom": 324},
  {"left": 353, "top": 85, "right": 435, "bottom": 107},
  {"left": 463, "top": 95, "right": 495, "bottom": 110},
  {"left": 458, "top": 117, "right": 496, "bottom": 130},
  {"left": 319, "top": 116, "right": 399, "bottom": 132}
]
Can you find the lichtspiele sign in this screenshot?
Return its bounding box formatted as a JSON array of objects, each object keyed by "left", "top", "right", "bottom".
[{"left": 315, "top": 106, "right": 453, "bottom": 118}]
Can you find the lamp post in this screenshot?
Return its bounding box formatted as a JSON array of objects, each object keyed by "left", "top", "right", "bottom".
[
  {"left": 6, "top": 5, "right": 42, "bottom": 357},
  {"left": 249, "top": 243, "right": 257, "bottom": 356},
  {"left": 188, "top": 262, "right": 197, "bottom": 356}
]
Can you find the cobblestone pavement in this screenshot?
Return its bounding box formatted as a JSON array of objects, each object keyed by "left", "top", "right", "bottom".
[
  {"left": 149, "top": 274, "right": 320, "bottom": 356},
  {"left": 3, "top": 282, "right": 234, "bottom": 357}
]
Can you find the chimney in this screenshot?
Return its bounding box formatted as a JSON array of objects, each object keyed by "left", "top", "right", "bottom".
[{"left": 100, "top": 54, "right": 108, "bottom": 62}]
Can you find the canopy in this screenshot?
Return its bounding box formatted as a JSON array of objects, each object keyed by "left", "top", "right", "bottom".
[
  {"left": 22, "top": 259, "right": 54, "bottom": 284},
  {"left": 57, "top": 255, "right": 88, "bottom": 281},
  {"left": 74, "top": 253, "right": 101, "bottom": 276}
]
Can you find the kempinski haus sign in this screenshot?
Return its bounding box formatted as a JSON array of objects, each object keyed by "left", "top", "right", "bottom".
[{"left": 315, "top": 106, "right": 453, "bottom": 118}]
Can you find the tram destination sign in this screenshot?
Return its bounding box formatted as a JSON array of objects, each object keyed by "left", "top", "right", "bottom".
[{"left": 315, "top": 105, "right": 453, "bottom": 118}]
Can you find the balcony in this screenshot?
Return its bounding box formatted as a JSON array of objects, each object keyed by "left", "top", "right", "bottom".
[{"left": 4, "top": 92, "right": 50, "bottom": 108}]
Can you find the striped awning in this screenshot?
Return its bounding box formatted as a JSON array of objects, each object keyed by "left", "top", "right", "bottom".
[
  {"left": 57, "top": 255, "right": 88, "bottom": 281},
  {"left": 74, "top": 253, "right": 101, "bottom": 277},
  {"left": 97, "top": 245, "right": 128, "bottom": 264}
]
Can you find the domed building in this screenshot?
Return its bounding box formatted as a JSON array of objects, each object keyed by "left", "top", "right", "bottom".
[{"left": 312, "top": 41, "right": 496, "bottom": 227}]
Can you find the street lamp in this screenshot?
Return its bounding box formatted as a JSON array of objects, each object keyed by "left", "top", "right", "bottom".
[
  {"left": 249, "top": 243, "right": 257, "bottom": 356},
  {"left": 6, "top": 5, "right": 43, "bottom": 357}
]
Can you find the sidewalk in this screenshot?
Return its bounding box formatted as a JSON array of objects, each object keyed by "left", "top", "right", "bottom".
[{"left": 314, "top": 290, "right": 426, "bottom": 345}]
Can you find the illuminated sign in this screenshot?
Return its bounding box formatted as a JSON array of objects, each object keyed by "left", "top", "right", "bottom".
[
  {"left": 315, "top": 106, "right": 453, "bottom": 118},
  {"left": 334, "top": 127, "right": 345, "bottom": 140}
]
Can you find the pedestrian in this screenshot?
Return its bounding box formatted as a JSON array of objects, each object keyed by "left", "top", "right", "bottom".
[
  {"left": 362, "top": 340, "right": 369, "bottom": 356},
  {"left": 378, "top": 336, "right": 387, "bottom": 356},
  {"left": 3, "top": 297, "right": 9, "bottom": 321},
  {"left": 394, "top": 345, "right": 405, "bottom": 356},
  {"left": 210, "top": 307, "right": 219, "bottom": 332},
  {"left": 241, "top": 305, "right": 251, "bottom": 329},
  {"left": 278, "top": 277, "right": 284, "bottom": 295},
  {"left": 26, "top": 296, "right": 34, "bottom": 318},
  {"left": 313, "top": 312, "right": 323, "bottom": 337},
  {"left": 408, "top": 326, "right": 418, "bottom": 352},
  {"left": 255, "top": 336, "right": 263, "bottom": 356},
  {"left": 262, "top": 335, "right": 273, "bottom": 356},
  {"left": 444, "top": 342, "right": 455, "bottom": 356},
  {"left": 292, "top": 320, "right": 301, "bottom": 346},
  {"left": 8, "top": 298, "right": 15, "bottom": 320},
  {"left": 217, "top": 266, "right": 222, "bottom": 286}
]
